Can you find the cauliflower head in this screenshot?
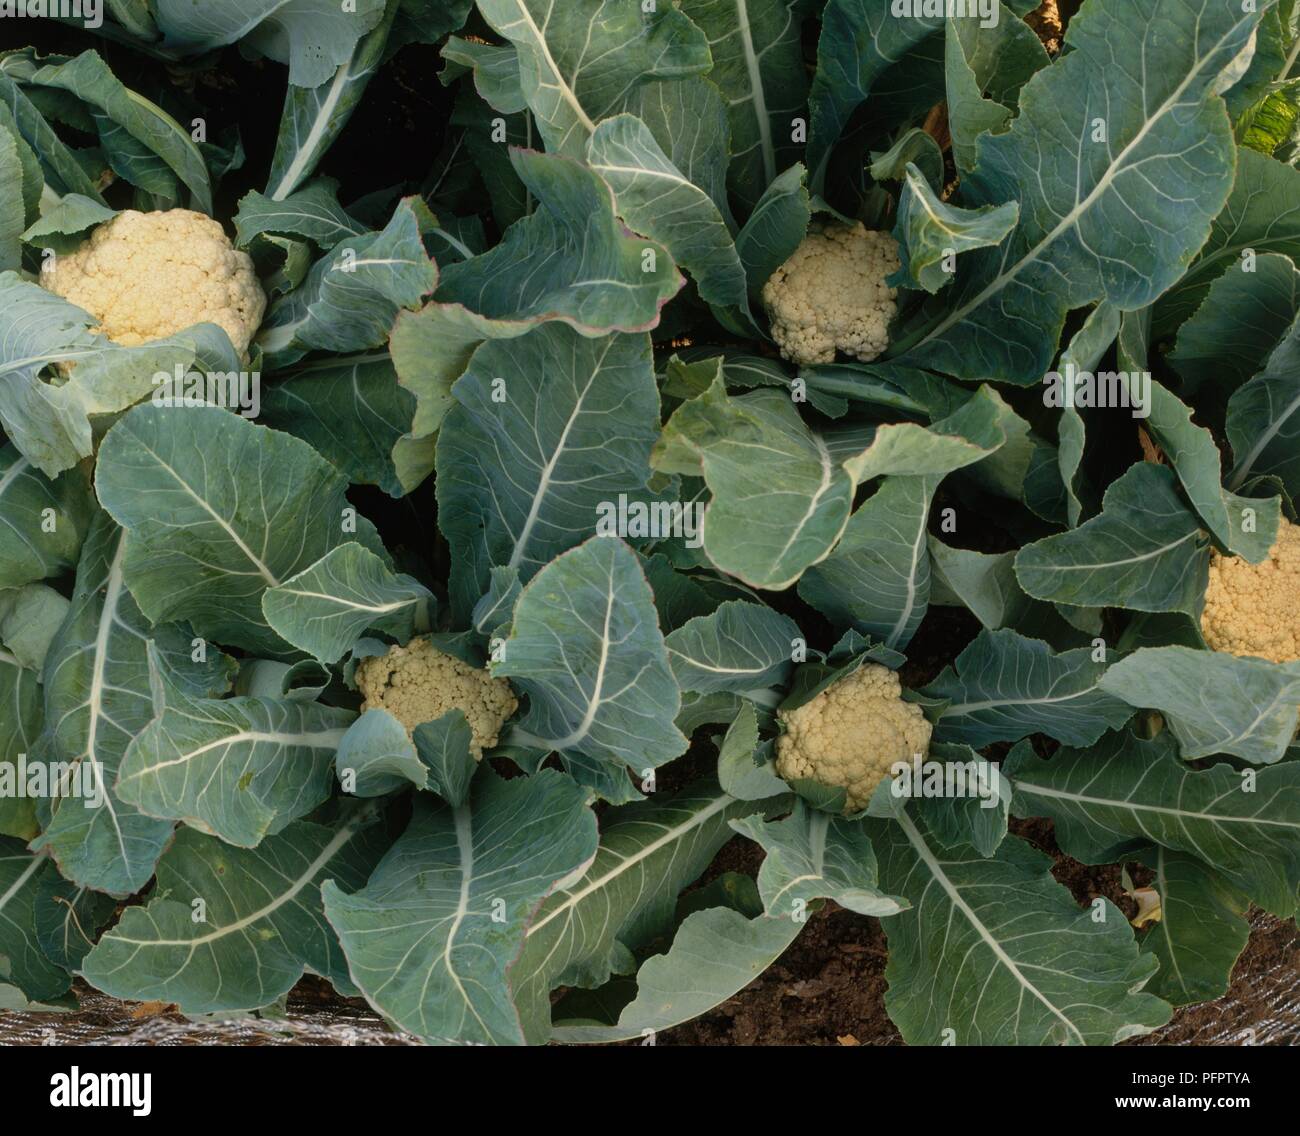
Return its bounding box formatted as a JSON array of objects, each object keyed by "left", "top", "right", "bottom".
[
  {"left": 355, "top": 637, "right": 519, "bottom": 757},
  {"left": 40, "top": 209, "right": 266, "bottom": 356},
  {"left": 761, "top": 221, "right": 900, "bottom": 366},
  {"left": 1200, "top": 516, "right": 1300, "bottom": 663},
  {"left": 775, "top": 663, "right": 931, "bottom": 813}
]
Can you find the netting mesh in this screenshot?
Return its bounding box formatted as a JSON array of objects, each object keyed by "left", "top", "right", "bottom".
[
  {"left": 0, "top": 982, "right": 421, "bottom": 1046},
  {"left": 1, "top": 912, "right": 1296, "bottom": 1046}
]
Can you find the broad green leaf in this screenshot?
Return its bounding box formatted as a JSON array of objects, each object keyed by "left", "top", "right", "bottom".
[
  {"left": 258, "top": 197, "right": 437, "bottom": 365},
  {"left": 1098, "top": 647, "right": 1300, "bottom": 765},
  {"left": 1155, "top": 150, "right": 1300, "bottom": 337},
  {"left": 1170, "top": 251, "right": 1300, "bottom": 394},
  {"left": 734, "top": 161, "right": 811, "bottom": 299},
  {"left": 0, "top": 651, "right": 41, "bottom": 840},
  {"left": 512, "top": 779, "right": 764, "bottom": 1044},
  {"left": 0, "top": 68, "right": 106, "bottom": 204},
  {"left": 1118, "top": 301, "right": 1278, "bottom": 553},
  {"left": 902, "top": 742, "right": 1011, "bottom": 858},
  {"left": 798, "top": 475, "right": 938, "bottom": 649},
  {"left": 233, "top": 180, "right": 365, "bottom": 249},
  {"left": 153, "top": 0, "right": 388, "bottom": 88},
  {"left": 83, "top": 813, "right": 389, "bottom": 1013},
  {"left": 733, "top": 800, "right": 905, "bottom": 918},
  {"left": 31, "top": 513, "right": 232, "bottom": 896},
  {"left": 872, "top": 811, "right": 1171, "bottom": 1045},
  {"left": 677, "top": 0, "right": 814, "bottom": 209},
  {"left": 495, "top": 538, "right": 687, "bottom": 799},
  {"left": 664, "top": 600, "right": 799, "bottom": 695},
  {"left": 927, "top": 542, "right": 1017, "bottom": 619},
  {"left": 471, "top": 566, "right": 521, "bottom": 637},
  {"left": 0, "top": 844, "right": 70, "bottom": 1002},
  {"left": 29, "top": 50, "right": 212, "bottom": 213},
  {"left": 869, "top": 127, "right": 944, "bottom": 187},
  {"left": 435, "top": 148, "right": 681, "bottom": 332},
  {"left": 677, "top": 690, "right": 748, "bottom": 736},
  {"left": 322, "top": 768, "right": 598, "bottom": 1045},
  {"left": 653, "top": 380, "right": 861, "bottom": 590},
  {"left": 473, "top": 0, "right": 710, "bottom": 157},
  {"left": 392, "top": 0, "right": 474, "bottom": 52},
  {"left": 944, "top": 3, "right": 1050, "bottom": 173},
  {"left": 0, "top": 444, "right": 90, "bottom": 591},
  {"left": 892, "top": 163, "right": 1019, "bottom": 293},
  {"left": 95, "top": 404, "right": 382, "bottom": 655},
  {"left": 806, "top": 0, "right": 944, "bottom": 189},
  {"left": 19, "top": 193, "right": 116, "bottom": 254},
  {"left": 716, "top": 702, "right": 787, "bottom": 801},
  {"left": 1006, "top": 729, "right": 1300, "bottom": 917},
  {"left": 0, "top": 100, "right": 42, "bottom": 230},
  {"left": 959, "top": 386, "right": 1036, "bottom": 502},
  {"left": 894, "top": 0, "right": 1261, "bottom": 383},
  {"left": 922, "top": 628, "right": 1134, "bottom": 747},
  {"left": 1226, "top": 314, "right": 1300, "bottom": 499},
  {"left": 0, "top": 273, "right": 243, "bottom": 478},
  {"left": 1014, "top": 464, "right": 1213, "bottom": 616},
  {"left": 1055, "top": 303, "right": 1120, "bottom": 526},
  {"left": 550, "top": 906, "right": 803, "bottom": 1044},
  {"left": 791, "top": 360, "right": 965, "bottom": 419},
  {"left": 626, "top": 76, "right": 737, "bottom": 226},
  {"left": 837, "top": 384, "right": 1007, "bottom": 484},
  {"left": 412, "top": 710, "right": 478, "bottom": 808},
  {"left": 396, "top": 147, "right": 684, "bottom": 445},
  {"left": 442, "top": 36, "right": 527, "bottom": 113},
  {"left": 640, "top": 552, "right": 724, "bottom": 632},
  {"left": 1136, "top": 379, "right": 1281, "bottom": 560},
  {"left": 0, "top": 583, "right": 68, "bottom": 671},
  {"left": 335, "top": 708, "right": 426, "bottom": 798},
  {"left": 259, "top": 352, "right": 424, "bottom": 497},
  {"left": 265, "top": 4, "right": 398, "bottom": 199},
  {"left": 117, "top": 691, "right": 352, "bottom": 847},
  {"left": 436, "top": 325, "right": 662, "bottom": 623},
  {"left": 1024, "top": 438, "right": 1069, "bottom": 526},
  {"left": 0, "top": 123, "right": 22, "bottom": 271},
  {"left": 32, "top": 870, "right": 116, "bottom": 971},
  {"left": 797, "top": 387, "right": 1008, "bottom": 647},
  {"left": 263, "top": 542, "right": 433, "bottom": 664},
  {"left": 587, "top": 114, "right": 748, "bottom": 313},
  {"left": 1134, "top": 846, "right": 1251, "bottom": 1007}
]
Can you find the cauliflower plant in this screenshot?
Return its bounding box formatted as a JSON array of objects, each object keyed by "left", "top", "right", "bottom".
[
  {"left": 355, "top": 637, "right": 519, "bottom": 757},
  {"left": 1200, "top": 516, "right": 1300, "bottom": 664},
  {"left": 40, "top": 208, "right": 266, "bottom": 356},
  {"left": 775, "top": 663, "right": 931, "bottom": 813},
  {"left": 761, "top": 220, "right": 901, "bottom": 366}
]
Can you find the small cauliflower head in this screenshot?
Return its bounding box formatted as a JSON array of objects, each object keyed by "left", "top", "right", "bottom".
[
  {"left": 40, "top": 209, "right": 266, "bottom": 356},
  {"left": 1200, "top": 516, "right": 1300, "bottom": 663},
  {"left": 775, "top": 663, "right": 931, "bottom": 814},
  {"left": 761, "top": 221, "right": 900, "bottom": 366},
  {"left": 355, "top": 637, "right": 519, "bottom": 758}
]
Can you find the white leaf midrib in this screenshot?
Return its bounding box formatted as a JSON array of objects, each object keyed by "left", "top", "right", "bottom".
[
  {"left": 527, "top": 792, "right": 733, "bottom": 937},
  {"left": 897, "top": 810, "right": 1085, "bottom": 1044}
]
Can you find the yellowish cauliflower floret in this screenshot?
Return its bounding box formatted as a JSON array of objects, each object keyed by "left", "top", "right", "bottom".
[
  {"left": 761, "top": 221, "right": 900, "bottom": 366},
  {"left": 1200, "top": 517, "right": 1300, "bottom": 663},
  {"left": 355, "top": 637, "right": 519, "bottom": 758},
  {"left": 775, "top": 663, "right": 931, "bottom": 814},
  {"left": 40, "top": 208, "right": 266, "bottom": 356}
]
